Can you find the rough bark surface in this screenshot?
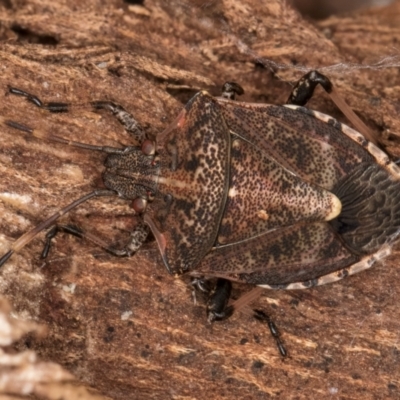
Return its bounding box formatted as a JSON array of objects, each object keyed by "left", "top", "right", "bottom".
[{"left": 0, "top": 1, "right": 400, "bottom": 399}]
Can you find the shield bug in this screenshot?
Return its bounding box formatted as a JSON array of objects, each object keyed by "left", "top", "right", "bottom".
[{"left": 1, "top": 71, "right": 399, "bottom": 356}]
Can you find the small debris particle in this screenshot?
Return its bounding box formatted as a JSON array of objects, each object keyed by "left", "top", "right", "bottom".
[
  {"left": 121, "top": 310, "right": 133, "bottom": 320},
  {"left": 257, "top": 209, "right": 269, "bottom": 220}
]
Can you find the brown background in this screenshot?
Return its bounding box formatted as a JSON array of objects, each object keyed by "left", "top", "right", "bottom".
[{"left": 1, "top": 0, "right": 400, "bottom": 399}]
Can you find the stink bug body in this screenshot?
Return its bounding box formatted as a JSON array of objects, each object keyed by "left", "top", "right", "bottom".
[{"left": 1, "top": 71, "right": 399, "bottom": 355}]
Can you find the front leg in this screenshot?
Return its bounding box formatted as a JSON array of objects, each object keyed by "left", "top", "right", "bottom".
[{"left": 41, "top": 221, "right": 150, "bottom": 259}]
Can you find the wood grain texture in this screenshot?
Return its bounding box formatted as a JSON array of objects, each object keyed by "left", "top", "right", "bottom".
[{"left": 0, "top": 1, "right": 400, "bottom": 399}]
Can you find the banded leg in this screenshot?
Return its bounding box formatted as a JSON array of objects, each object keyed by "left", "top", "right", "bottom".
[
  {"left": 41, "top": 222, "right": 150, "bottom": 259},
  {"left": 0, "top": 189, "right": 117, "bottom": 267},
  {"left": 286, "top": 70, "right": 376, "bottom": 144},
  {"left": 190, "top": 277, "right": 212, "bottom": 305},
  {"left": 8, "top": 87, "right": 145, "bottom": 144},
  {"left": 253, "top": 310, "right": 287, "bottom": 357},
  {"left": 225, "top": 287, "right": 287, "bottom": 356}
]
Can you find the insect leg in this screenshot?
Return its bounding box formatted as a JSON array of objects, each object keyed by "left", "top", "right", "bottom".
[
  {"left": 204, "top": 280, "right": 260, "bottom": 322},
  {"left": 0, "top": 189, "right": 117, "bottom": 267},
  {"left": 206, "top": 278, "right": 233, "bottom": 322},
  {"left": 8, "top": 87, "right": 145, "bottom": 144},
  {"left": 205, "top": 281, "right": 288, "bottom": 357},
  {"left": 221, "top": 82, "right": 244, "bottom": 100},
  {"left": 253, "top": 310, "right": 287, "bottom": 357},
  {"left": 191, "top": 277, "right": 212, "bottom": 294},
  {"left": 286, "top": 70, "right": 376, "bottom": 144},
  {"left": 90, "top": 101, "right": 145, "bottom": 144},
  {"left": 190, "top": 277, "right": 212, "bottom": 305},
  {"left": 41, "top": 225, "right": 84, "bottom": 259},
  {"left": 41, "top": 222, "right": 150, "bottom": 259}
]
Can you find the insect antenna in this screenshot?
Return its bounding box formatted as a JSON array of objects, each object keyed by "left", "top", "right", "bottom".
[{"left": 0, "top": 116, "right": 129, "bottom": 154}]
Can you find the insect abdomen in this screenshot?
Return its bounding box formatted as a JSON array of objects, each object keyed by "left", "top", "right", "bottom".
[{"left": 331, "top": 162, "right": 400, "bottom": 253}]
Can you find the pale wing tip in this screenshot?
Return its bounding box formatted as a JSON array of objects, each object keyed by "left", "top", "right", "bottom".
[{"left": 325, "top": 194, "right": 342, "bottom": 221}]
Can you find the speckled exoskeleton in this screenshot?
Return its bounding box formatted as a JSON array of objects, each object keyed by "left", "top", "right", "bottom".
[{"left": 1, "top": 71, "right": 400, "bottom": 356}]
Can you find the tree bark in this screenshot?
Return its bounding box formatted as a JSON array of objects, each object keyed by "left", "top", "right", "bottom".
[{"left": 1, "top": 1, "right": 400, "bottom": 399}]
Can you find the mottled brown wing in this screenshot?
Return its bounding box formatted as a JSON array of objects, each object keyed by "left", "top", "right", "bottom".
[
  {"left": 216, "top": 134, "right": 341, "bottom": 245},
  {"left": 218, "top": 99, "right": 374, "bottom": 191},
  {"left": 146, "top": 92, "right": 231, "bottom": 274},
  {"left": 197, "top": 221, "right": 360, "bottom": 286}
]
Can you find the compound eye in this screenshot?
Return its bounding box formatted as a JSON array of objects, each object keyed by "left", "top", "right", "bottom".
[
  {"left": 132, "top": 197, "right": 148, "bottom": 214},
  {"left": 141, "top": 139, "right": 156, "bottom": 156}
]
